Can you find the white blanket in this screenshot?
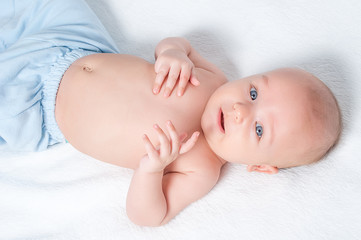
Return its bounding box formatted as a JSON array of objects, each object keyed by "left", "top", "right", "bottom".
[{"left": 1, "top": 0, "right": 361, "bottom": 239}]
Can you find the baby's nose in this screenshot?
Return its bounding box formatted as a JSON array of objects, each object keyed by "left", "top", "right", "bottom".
[{"left": 233, "top": 102, "right": 249, "bottom": 124}]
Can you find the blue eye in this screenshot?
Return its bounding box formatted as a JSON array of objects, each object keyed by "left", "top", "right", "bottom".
[
  {"left": 255, "top": 123, "right": 263, "bottom": 138},
  {"left": 250, "top": 87, "right": 258, "bottom": 100}
]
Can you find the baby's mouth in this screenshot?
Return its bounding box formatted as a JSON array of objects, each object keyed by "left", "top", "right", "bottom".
[
  {"left": 218, "top": 108, "right": 225, "bottom": 133},
  {"left": 221, "top": 111, "right": 225, "bottom": 132}
]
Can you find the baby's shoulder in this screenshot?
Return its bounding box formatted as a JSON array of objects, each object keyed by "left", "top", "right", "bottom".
[{"left": 166, "top": 135, "right": 224, "bottom": 181}]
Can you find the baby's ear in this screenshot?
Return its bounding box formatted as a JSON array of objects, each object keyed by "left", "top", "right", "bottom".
[{"left": 247, "top": 165, "right": 279, "bottom": 174}]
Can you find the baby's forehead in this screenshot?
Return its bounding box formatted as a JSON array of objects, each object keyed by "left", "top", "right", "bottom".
[
  {"left": 267, "top": 67, "right": 311, "bottom": 78},
  {"left": 267, "top": 68, "right": 322, "bottom": 87},
  {"left": 267, "top": 70, "right": 326, "bottom": 99}
]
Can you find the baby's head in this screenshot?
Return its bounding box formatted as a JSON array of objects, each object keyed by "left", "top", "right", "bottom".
[{"left": 201, "top": 68, "right": 341, "bottom": 174}]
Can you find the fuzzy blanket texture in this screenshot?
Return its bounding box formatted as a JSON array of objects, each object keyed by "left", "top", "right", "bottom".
[{"left": 1, "top": 0, "right": 361, "bottom": 239}]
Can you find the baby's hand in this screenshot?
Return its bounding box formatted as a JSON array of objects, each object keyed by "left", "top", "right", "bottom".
[
  {"left": 153, "top": 49, "right": 200, "bottom": 97},
  {"left": 140, "top": 121, "right": 200, "bottom": 173}
]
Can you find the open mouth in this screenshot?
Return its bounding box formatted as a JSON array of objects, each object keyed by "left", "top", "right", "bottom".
[{"left": 218, "top": 108, "right": 225, "bottom": 133}]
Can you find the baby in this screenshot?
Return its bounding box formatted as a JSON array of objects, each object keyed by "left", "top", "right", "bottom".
[{"left": 1, "top": 0, "right": 341, "bottom": 227}]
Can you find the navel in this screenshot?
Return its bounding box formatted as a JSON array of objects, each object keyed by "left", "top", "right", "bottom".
[{"left": 82, "top": 64, "right": 93, "bottom": 72}]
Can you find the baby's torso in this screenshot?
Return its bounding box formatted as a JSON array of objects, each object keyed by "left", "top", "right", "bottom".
[{"left": 55, "top": 53, "right": 224, "bottom": 170}]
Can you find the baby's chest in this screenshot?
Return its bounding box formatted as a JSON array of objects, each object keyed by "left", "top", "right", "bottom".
[
  {"left": 130, "top": 92, "right": 206, "bottom": 146},
  {"left": 124, "top": 76, "right": 211, "bottom": 141},
  {"left": 106, "top": 66, "right": 221, "bottom": 168}
]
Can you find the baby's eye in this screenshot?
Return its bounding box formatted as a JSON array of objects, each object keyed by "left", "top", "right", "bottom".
[
  {"left": 250, "top": 87, "right": 258, "bottom": 100},
  {"left": 255, "top": 123, "right": 263, "bottom": 138}
]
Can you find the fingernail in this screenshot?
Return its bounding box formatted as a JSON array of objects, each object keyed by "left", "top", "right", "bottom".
[
  {"left": 164, "top": 88, "right": 170, "bottom": 97},
  {"left": 167, "top": 120, "right": 171, "bottom": 126},
  {"left": 153, "top": 124, "right": 159, "bottom": 129},
  {"left": 177, "top": 89, "right": 183, "bottom": 96},
  {"left": 153, "top": 87, "right": 159, "bottom": 94}
]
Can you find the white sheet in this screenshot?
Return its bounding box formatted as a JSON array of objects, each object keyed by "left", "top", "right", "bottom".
[{"left": 1, "top": 0, "right": 361, "bottom": 239}]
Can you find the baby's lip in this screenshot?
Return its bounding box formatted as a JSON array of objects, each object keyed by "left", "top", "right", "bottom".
[{"left": 218, "top": 108, "right": 225, "bottom": 134}]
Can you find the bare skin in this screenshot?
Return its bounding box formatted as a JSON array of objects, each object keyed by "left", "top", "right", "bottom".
[
  {"left": 55, "top": 37, "right": 337, "bottom": 226},
  {"left": 55, "top": 38, "right": 227, "bottom": 226},
  {"left": 55, "top": 54, "right": 225, "bottom": 169}
]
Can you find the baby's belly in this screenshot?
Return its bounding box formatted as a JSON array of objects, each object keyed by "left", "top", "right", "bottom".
[{"left": 55, "top": 53, "right": 209, "bottom": 169}]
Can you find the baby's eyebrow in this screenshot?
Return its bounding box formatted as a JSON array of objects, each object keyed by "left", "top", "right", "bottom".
[
  {"left": 268, "top": 116, "right": 275, "bottom": 146},
  {"left": 261, "top": 75, "right": 274, "bottom": 146},
  {"left": 262, "top": 75, "right": 269, "bottom": 88}
]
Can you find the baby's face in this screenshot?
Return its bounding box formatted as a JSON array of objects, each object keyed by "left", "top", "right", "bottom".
[{"left": 201, "top": 69, "right": 318, "bottom": 170}]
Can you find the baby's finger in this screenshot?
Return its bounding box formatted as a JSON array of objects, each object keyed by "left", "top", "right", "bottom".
[
  {"left": 153, "top": 124, "right": 170, "bottom": 158},
  {"left": 142, "top": 134, "right": 159, "bottom": 160},
  {"left": 154, "top": 66, "right": 170, "bottom": 94},
  {"left": 177, "top": 66, "right": 191, "bottom": 96},
  {"left": 164, "top": 65, "right": 181, "bottom": 97},
  {"left": 190, "top": 70, "right": 200, "bottom": 86},
  {"left": 179, "top": 131, "right": 200, "bottom": 154},
  {"left": 166, "top": 121, "right": 180, "bottom": 157}
]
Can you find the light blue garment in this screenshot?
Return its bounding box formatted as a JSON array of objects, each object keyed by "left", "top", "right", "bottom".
[{"left": 0, "top": 0, "right": 119, "bottom": 151}]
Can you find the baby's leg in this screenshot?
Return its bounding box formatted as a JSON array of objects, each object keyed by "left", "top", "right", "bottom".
[
  {"left": 1, "top": 0, "right": 119, "bottom": 53},
  {"left": 0, "top": 0, "right": 119, "bottom": 151},
  {"left": 0, "top": 0, "right": 20, "bottom": 52}
]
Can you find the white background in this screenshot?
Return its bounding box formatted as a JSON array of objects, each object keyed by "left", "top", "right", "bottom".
[{"left": 1, "top": 0, "right": 360, "bottom": 239}]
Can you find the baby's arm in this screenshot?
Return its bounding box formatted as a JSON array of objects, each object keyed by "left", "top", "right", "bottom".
[
  {"left": 153, "top": 37, "right": 227, "bottom": 97},
  {"left": 126, "top": 121, "right": 218, "bottom": 226}
]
